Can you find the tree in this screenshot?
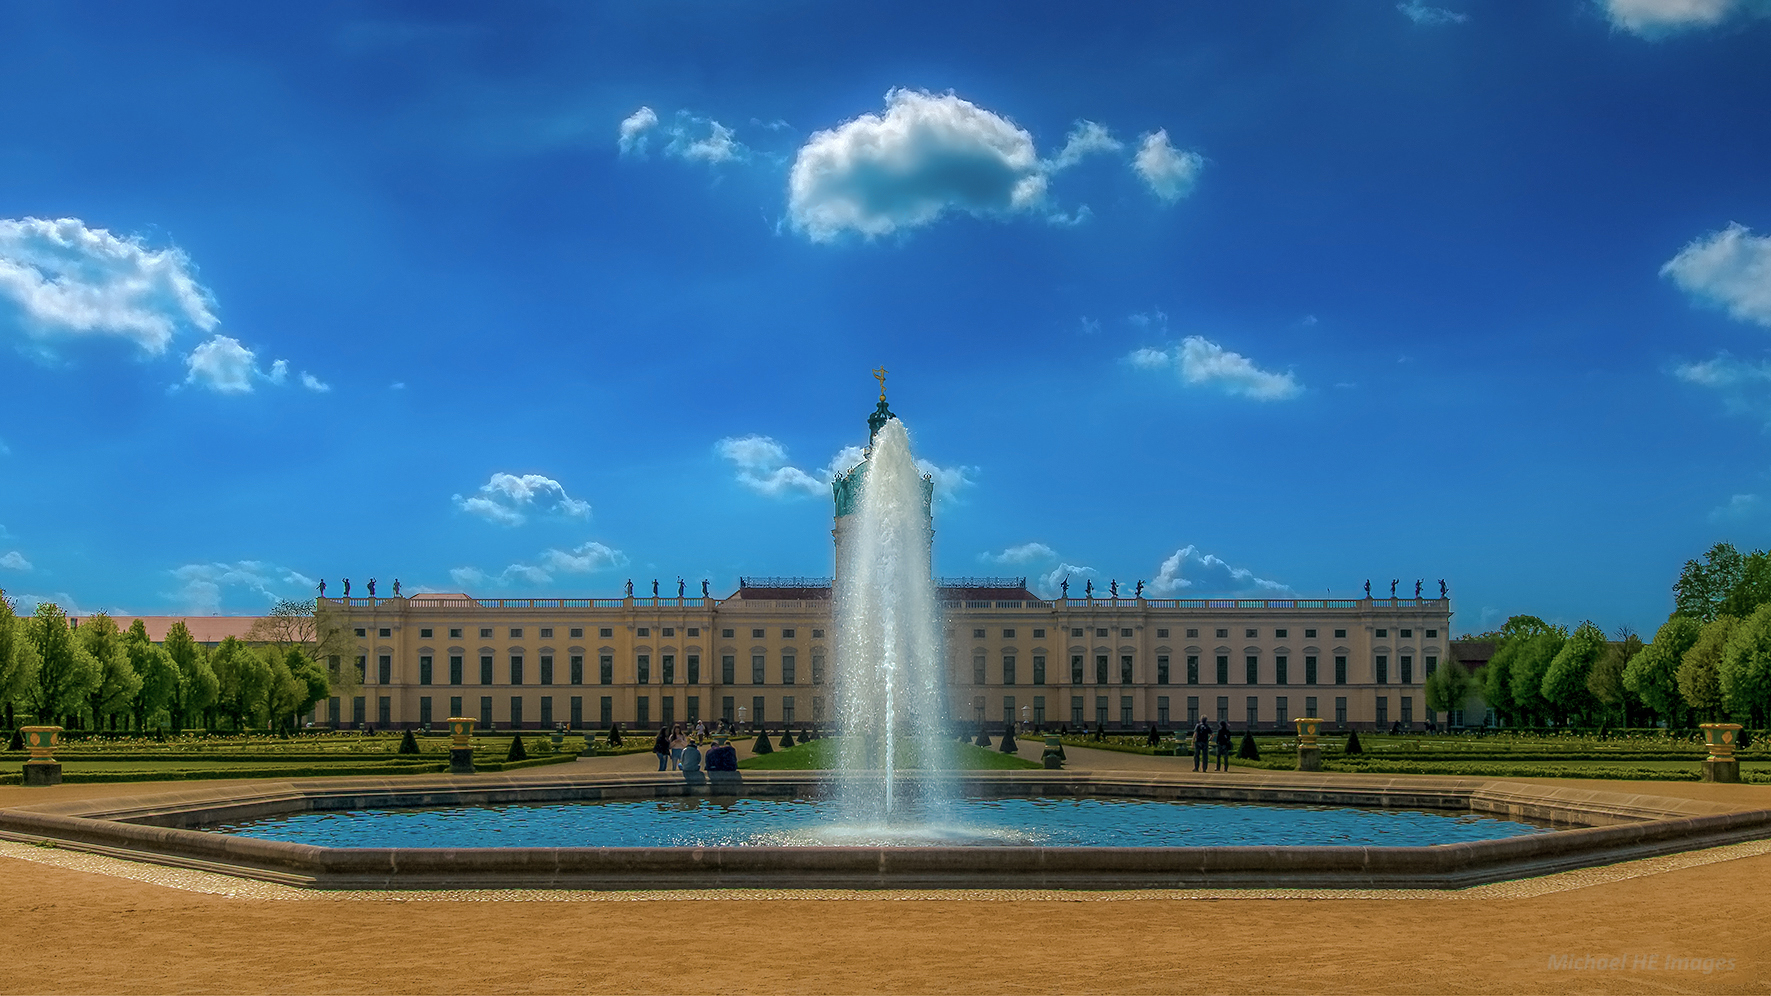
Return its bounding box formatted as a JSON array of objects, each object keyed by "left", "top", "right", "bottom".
[
  {"left": 1587, "top": 629, "right": 1644, "bottom": 727},
  {"left": 1719, "top": 602, "right": 1771, "bottom": 726},
  {"left": 262, "top": 648, "right": 312, "bottom": 733},
  {"left": 0, "top": 597, "right": 41, "bottom": 722},
  {"left": 1509, "top": 629, "right": 1567, "bottom": 726},
  {"left": 1719, "top": 550, "right": 1771, "bottom": 619},
  {"left": 211, "top": 637, "right": 271, "bottom": 731},
  {"left": 124, "top": 620, "right": 179, "bottom": 732},
  {"left": 1624, "top": 616, "right": 1702, "bottom": 727},
  {"left": 23, "top": 603, "right": 99, "bottom": 725},
  {"left": 1480, "top": 615, "right": 1557, "bottom": 726},
  {"left": 163, "top": 621, "right": 217, "bottom": 733},
  {"left": 76, "top": 613, "right": 142, "bottom": 732},
  {"left": 1424, "top": 658, "right": 1472, "bottom": 718},
  {"left": 1677, "top": 615, "right": 1739, "bottom": 721},
  {"left": 1541, "top": 622, "right": 1606, "bottom": 725},
  {"left": 1675, "top": 543, "right": 1747, "bottom": 622}
]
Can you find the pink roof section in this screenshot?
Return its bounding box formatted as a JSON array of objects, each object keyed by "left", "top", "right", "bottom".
[{"left": 70, "top": 615, "right": 263, "bottom": 644}]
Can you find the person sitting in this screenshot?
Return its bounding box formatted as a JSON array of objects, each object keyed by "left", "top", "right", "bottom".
[
  {"left": 679, "top": 738, "right": 704, "bottom": 783},
  {"left": 704, "top": 736, "right": 739, "bottom": 772}
]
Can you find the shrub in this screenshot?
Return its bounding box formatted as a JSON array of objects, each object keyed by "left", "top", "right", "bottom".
[
  {"left": 1345, "top": 730, "right": 1364, "bottom": 755},
  {"left": 506, "top": 736, "right": 528, "bottom": 762},
  {"left": 1237, "top": 731, "right": 1260, "bottom": 759},
  {"left": 975, "top": 729, "right": 992, "bottom": 748},
  {"left": 6, "top": 729, "right": 21, "bottom": 752},
  {"left": 608, "top": 725, "right": 624, "bottom": 747},
  {"left": 398, "top": 729, "right": 420, "bottom": 754},
  {"left": 778, "top": 727, "right": 796, "bottom": 747},
  {"left": 752, "top": 729, "right": 773, "bottom": 754},
  {"left": 1000, "top": 728, "right": 1018, "bottom": 753}
]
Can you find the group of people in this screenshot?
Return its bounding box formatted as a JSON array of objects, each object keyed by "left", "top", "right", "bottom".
[
  {"left": 651, "top": 720, "right": 739, "bottom": 773},
  {"left": 1189, "top": 719, "right": 1235, "bottom": 772}
]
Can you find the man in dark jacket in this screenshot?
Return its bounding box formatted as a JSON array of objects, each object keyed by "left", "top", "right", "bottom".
[
  {"left": 1192, "top": 719, "right": 1212, "bottom": 772},
  {"left": 1214, "top": 722, "right": 1233, "bottom": 771}
]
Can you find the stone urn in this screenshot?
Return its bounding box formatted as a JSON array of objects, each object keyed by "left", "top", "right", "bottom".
[
  {"left": 1294, "top": 717, "right": 1323, "bottom": 747},
  {"left": 1042, "top": 733, "right": 1064, "bottom": 769},
  {"left": 446, "top": 717, "right": 477, "bottom": 775},
  {"left": 1700, "top": 722, "right": 1743, "bottom": 758},
  {"left": 21, "top": 726, "right": 61, "bottom": 761}
]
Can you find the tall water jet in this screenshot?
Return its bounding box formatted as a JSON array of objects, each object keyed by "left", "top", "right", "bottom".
[{"left": 831, "top": 411, "right": 950, "bottom": 824}]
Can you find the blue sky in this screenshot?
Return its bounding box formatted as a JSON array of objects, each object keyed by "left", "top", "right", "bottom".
[{"left": 2, "top": 0, "right": 1769, "bottom": 634}]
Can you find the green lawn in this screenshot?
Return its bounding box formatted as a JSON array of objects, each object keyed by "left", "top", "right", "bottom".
[{"left": 739, "top": 737, "right": 1041, "bottom": 771}]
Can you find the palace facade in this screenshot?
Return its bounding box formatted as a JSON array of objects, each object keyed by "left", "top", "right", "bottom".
[{"left": 313, "top": 394, "right": 1453, "bottom": 733}]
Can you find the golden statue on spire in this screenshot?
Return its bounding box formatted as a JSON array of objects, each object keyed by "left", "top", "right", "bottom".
[{"left": 872, "top": 366, "right": 888, "bottom": 401}]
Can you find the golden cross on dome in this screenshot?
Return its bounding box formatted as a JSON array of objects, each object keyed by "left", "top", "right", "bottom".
[{"left": 872, "top": 366, "right": 888, "bottom": 400}]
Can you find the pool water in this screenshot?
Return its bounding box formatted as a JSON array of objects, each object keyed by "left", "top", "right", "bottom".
[{"left": 210, "top": 796, "right": 1551, "bottom": 848}]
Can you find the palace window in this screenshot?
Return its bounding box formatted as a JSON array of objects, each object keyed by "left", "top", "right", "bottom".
[
  {"left": 1071, "top": 655, "right": 1084, "bottom": 684},
  {"left": 601, "top": 628, "right": 613, "bottom": 638},
  {"left": 1305, "top": 696, "right": 1318, "bottom": 719},
  {"left": 1120, "top": 696, "right": 1134, "bottom": 726},
  {"left": 1304, "top": 655, "right": 1318, "bottom": 685},
  {"left": 378, "top": 655, "right": 391, "bottom": 684},
  {"left": 1095, "top": 655, "right": 1109, "bottom": 684},
  {"left": 1071, "top": 697, "right": 1084, "bottom": 725},
  {"left": 1072, "top": 628, "right": 1083, "bottom": 637},
  {"left": 1334, "top": 696, "right": 1347, "bottom": 725},
  {"left": 1246, "top": 629, "right": 1258, "bottom": 639},
  {"left": 974, "top": 655, "right": 987, "bottom": 685},
  {"left": 1157, "top": 628, "right": 1169, "bottom": 638},
  {"left": 1334, "top": 629, "right": 1346, "bottom": 639},
  {"left": 1096, "top": 697, "right": 1109, "bottom": 726},
  {"left": 811, "top": 655, "right": 824, "bottom": 685},
  {"left": 1156, "top": 655, "right": 1170, "bottom": 685},
  {"left": 1275, "top": 655, "right": 1288, "bottom": 685},
  {"left": 1032, "top": 655, "right": 1046, "bottom": 685},
  {"left": 1276, "top": 696, "right": 1289, "bottom": 726},
  {"left": 1375, "top": 629, "right": 1387, "bottom": 638},
  {"left": 510, "top": 628, "right": 523, "bottom": 639},
  {"left": 1186, "top": 628, "right": 1199, "bottom": 638},
  {"left": 1376, "top": 696, "right": 1389, "bottom": 725},
  {"left": 354, "top": 628, "right": 365, "bottom": 638},
  {"left": 1120, "top": 655, "right": 1133, "bottom": 684},
  {"left": 450, "top": 628, "right": 462, "bottom": 639},
  {"left": 1424, "top": 656, "right": 1438, "bottom": 678},
  {"left": 1275, "top": 629, "right": 1287, "bottom": 639},
  {"left": 662, "top": 654, "right": 676, "bottom": 684},
  {"left": 1216, "top": 629, "right": 1228, "bottom": 639},
  {"left": 637, "top": 628, "right": 649, "bottom": 637},
  {"left": 661, "top": 628, "right": 674, "bottom": 638},
  {"left": 570, "top": 628, "right": 583, "bottom": 638},
  {"left": 1187, "top": 655, "right": 1199, "bottom": 685},
  {"left": 688, "top": 628, "right": 700, "bottom": 637},
  {"left": 974, "top": 629, "right": 986, "bottom": 638},
  {"left": 1426, "top": 629, "right": 1438, "bottom": 638},
  {"left": 420, "top": 628, "right": 433, "bottom": 639},
  {"left": 1003, "top": 629, "right": 1015, "bottom": 638},
  {"left": 419, "top": 656, "right": 433, "bottom": 686},
  {"left": 540, "top": 628, "right": 553, "bottom": 639},
  {"left": 1187, "top": 696, "right": 1199, "bottom": 725},
  {"left": 480, "top": 628, "right": 492, "bottom": 638},
  {"left": 687, "top": 654, "right": 701, "bottom": 684},
  {"left": 1400, "top": 629, "right": 1412, "bottom": 638},
  {"left": 722, "top": 629, "right": 734, "bottom": 638},
  {"left": 1033, "top": 628, "right": 1045, "bottom": 638},
  {"left": 752, "top": 655, "right": 766, "bottom": 684},
  {"left": 450, "top": 656, "right": 463, "bottom": 685},
  {"left": 600, "top": 655, "right": 613, "bottom": 685},
  {"left": 1216, "top": 697, "right": 1229, "bottom": 722},
  {"left": 1304, "top": 628, "right": 1316, "bottom": 638},
  {"left": 752, "top": 629, "right": 765, "bottom": 639},
  {"left": 782, "top": 654, "right": 795, "bottom": 685},
  {"left": 722, "top": 655, "right": 735, "bottom": 684},
  {"left": 1096, "top": 628, "right": 1108, "bottom": 638},
  {"left": 1216, "top": 655, "right": 1229, "bottom": 684},
  {"left": 602, "top": 697, "right": 614, "bottom": 727},
  {"left": 1400, "top": 656, "right": 1413, "bottom": 684},
  {"left": 1375, "top": 655, "right": 1389, "bottom": 684},
  {"left": 782, "top": 629, "right": 795, "bottom": 639},
  {"left": 1247, "top": 696, "right": 1259, "bottom": 727},
  {"left": 1157, "top": 696, "right": 1170, "bottom": 725},
  {"left": 1335, "top": 656, "right": 1347, "bottom": 685},
  {"left": 510, "top": 655, "right": 524, "bottom": 685},
  {"left": 570, "top": 655, "right": 584, "bottom": 685},
  {"left": 636, "top": 655, "right": 649, "bottom": 685},
  {"left": 1003, "top": 655, "right": 1017, "bottom": 685},
  {"left": 479, "top": 656, "right": 493, "bottom": 685},
  {"left": 811, "top": 629, "right": 823, "bottom": 638},
  {"left": 1246, "top": 656, "right": 1258, "bottom": 684}
]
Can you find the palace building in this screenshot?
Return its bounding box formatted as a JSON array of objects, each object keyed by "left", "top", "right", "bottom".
[{"left": 314, "top": 395, "right": 1452, "bottom": 733}]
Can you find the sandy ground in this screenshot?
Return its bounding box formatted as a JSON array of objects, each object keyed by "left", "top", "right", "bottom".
[{"left": 1, "top": 749, "right": 1768, "bottom": 994}]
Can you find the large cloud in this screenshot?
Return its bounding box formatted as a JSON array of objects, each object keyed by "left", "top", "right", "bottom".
[
  {"left": 1602, "top": 0, "right": 1769, "bottom": 36},
  {"left": 452, "top": 472, "right": 591, "bottom": 526},
  {"left": 787, "top": 89, "right": 1054, "bottom": 242},
  {"left": 1662, "top": 223, "right": 1771, "bottom": 328},
  {"left": 1151, "top": 545, "right": 1290, "bottom": 595},
  {"left": 1130, "top": 336, "right": 1302, "bottom": 400},
  {"left": 717, "top": 433, "right": 973, "bottom": 503},
  {"left": 0, "top": 216, "right": 218, "bottom": 353},
  {"left": 1132, "top": 131, "right": 1204, "bottom": 203}
]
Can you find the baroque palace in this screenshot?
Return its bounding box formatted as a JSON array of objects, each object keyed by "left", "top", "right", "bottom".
[{"left": 312, "top": 392, "right": 1454, "bottom": 734}]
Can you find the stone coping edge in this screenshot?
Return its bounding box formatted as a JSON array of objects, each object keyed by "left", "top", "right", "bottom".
[{"left": 0, "top": 771, "right": 1766, "bottom": 890}]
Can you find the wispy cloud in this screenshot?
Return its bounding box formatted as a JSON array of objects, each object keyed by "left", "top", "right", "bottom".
[
  {"left": 1129, "top": 336, "right": 1302, "bottom": 400},
  {"left": 618, "top": 105, "right": 747, "bottom": 163},
  {"left": 981, "top": 542, "right": 1057, "bottom": 565},
  {"left": 451, "top": 539, "right": 629, "bottom": 590},
  {"left": 0, "top": 551, "right": 31, "bottom": 571},
  {"left": 1398, "top": 1, "right": 1469, "bottom": 25},
  {"left": 1036, "top": 562, "right": 1097, "bottom": 598},
  {"left": 1710, "top": 493, "right": 1763, "bottom": 522},
  {"left": 1601, "top": 0, "right": 1769, "bottom": 37},
  {"left": 1151, "top": 545, "right": 1290, "bottom": 595},
  {"left": 168, "top": 560, "right": 316, "bottom": 614},
  {"left": 1662, "top": 222, "right": 1771, "bottom": 328},
  {"left": 1047, "top": 120, "right": 1122, "bottom": 171}
]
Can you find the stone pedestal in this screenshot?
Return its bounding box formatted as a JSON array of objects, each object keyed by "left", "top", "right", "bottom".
[
  {"left": 450, "top": 748, "right": 475, "bottom": 775},
  {"left": 1297, "top": 746, "right": 1322, "bottom": 772},
  {"left": 23, "top": 761, "right": 62, "bottom": 786},
  {"left": 1702, "top": 757, "right": 1739, "bottom": 783}
]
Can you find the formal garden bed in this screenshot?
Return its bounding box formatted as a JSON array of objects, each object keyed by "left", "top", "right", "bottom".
[{"left": 739, "top": 737, "right": 1041, "bottom": 771}]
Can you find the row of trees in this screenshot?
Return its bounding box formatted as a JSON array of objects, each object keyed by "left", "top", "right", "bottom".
[
  {"left": 1435, "top": 544, "right": 1771, "bottom": 728},
  {"left": 0, "top": 597, "right": 356, "bottom": 733}
]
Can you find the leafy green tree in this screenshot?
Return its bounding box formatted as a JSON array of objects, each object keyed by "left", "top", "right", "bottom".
[
  {"left": 254, "top": 600, "right": 359, "bottom": 700},
  {"left": 1542, "top": 622, "right": 1606, "bottom": 725},
  {"left": 76, "top": 613, "right": 143, "bottom": 731},
  {"left": 163, "top": 621, "right": 218, "bottom": 732},
  {"left": 262, "top": 647, "right": 312, "bottom": 732},
  {"left": 1719, "top": 550, "right": 1771, "bottom": 619},
  {"left": 0, "top": 597, "right": 41, "bottom": 722},
  {"left": 1677, "top": 615, "right": 1739, "bottom": 721},
  {"left": 1424, "top": 659, "right": 1472, "bottom": 718},
  {"left": 1587, "top": 629, "right": 1645, "bottom": 727},
  {"left": 123, "top": 620, "right": 178, "bottom": 732},
  {"left": 1675, "top": 543, "right": 1747, "bottom": 622},
  {"left": 211, "top": 636, "right": 271, "bottom": 730},
  {"left": 1509, "top": 629, "right": 1568, "bottom": 726},
  {"left": 1719, "top": 602, "right": 1771, "bottom": 725},
  {"left": 1481, "top": 616, "right": 1556, "bottom": 726},
  {"left": 1624, "top": 616, "right": 1702, "bottom": 727},
  {"left": 23, "top": 603, "right": 100, "bottom": 725}
]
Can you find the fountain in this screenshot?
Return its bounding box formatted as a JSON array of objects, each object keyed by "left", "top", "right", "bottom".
[{"left": 831, "top": 415, "right": 951, "bottom": 827}]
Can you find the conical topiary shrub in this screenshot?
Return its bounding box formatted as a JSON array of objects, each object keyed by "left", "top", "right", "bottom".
[
  {"left": 975, "top": 729, "right": 991, "bottom": 748},
  {"left": 999, "top": 728, "right": 1018, "bottom": 753},
  {"left": 1740, "top": 728, "right": 1754, "bottom": 750},
  {"left": 1345, "top": 730, "right": 1364, "bottom": 755},
  {"left": 608, "top": 724, "right": 624, "bottom": 746},
  {"left": 1237, "top": 730, "right": 1259, "bottom": 760},
  {"left": 399, "top": 729, "right": 420, "bottom": 754},
  {"left": 752, "top": 729, "right": 774, "bottom": 754},
  {"left": 7, "top": 729, "right": 22, "bottom": 752},
  {"left": 1147, "top": 725, "right": 1160, "bottom": 747},
  {"left": 506, "top": 735, "right": 528, "bottom": 762},
  {"left": 778, "top": 727, "right": 796, "bottom": 747}
]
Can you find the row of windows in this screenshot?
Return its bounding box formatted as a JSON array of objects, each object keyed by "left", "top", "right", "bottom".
[
  {"left": 964, "top": 693, "right": 1420, "bottom": 728},
  {"left": 341, "top": 652, "right": 832, "bottom": 687},
  {"left": 964, "top": 654, "right": 1440, "bottom": 686},
  {"left": 358, "top": 625, "right": 831, "bottom": 641},
  {"left": 970, "top": 626, "right": 1439, "bottom": 641}
]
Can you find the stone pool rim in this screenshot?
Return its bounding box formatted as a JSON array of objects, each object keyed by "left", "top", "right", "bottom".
[{"left": 1, "top": 770, "right": 1767, "bottom": 891}]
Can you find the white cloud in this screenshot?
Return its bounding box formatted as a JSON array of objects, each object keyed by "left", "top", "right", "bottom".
[
  {"left": 1602, "top": 0, "right": 1769, "bottom": 36},
  {"left": 982, "top": 542, "right": 1057, "bottom": 565},
  {"left": 1048, "top": 120, "right": 1122, "bottom": 171},
  {"left": 1674, "top": 353, "right": 1771, "bottom": 387},
  {"left": 1398, "top": 1, "right": 1469, "bottom": 24},
  {"left": 618, "top": 106, "right": 659, "bottom": 156},
  {"left": 1036, "top": 563, "right": 1096, "bottom": 598},
  {"left": 1130, "top": 336, "right": 1302, "bottom": 400},
  {"left": 1710, "top": 493, "right": 1763, "bottom": 522},
  {"left": 0, "top": 551, "right": 31, "bottom": 571},
  {"left": 718, "top": 434, "right": 973, "bottom": 504},
  {"left": 787, "top": 88, "right": 1052, "bottom": 242},
  {"left": 451, "top": 539, "right": 629, "bottom": 590},
  {"left": 1151, "top": 545, "right": 1290, "bottom": 595},
  {"left": 168, "top": 560, "right": 316, "bottom": 614},
  {"left": 1132, "top": 130, "right": 1204, "bottom": 203},
  {"left": 0, "top": 216, "right": 217, "bottom": 354},
  {"left": 184, "top": 335, "right": 257, "bottom": 393},
  {"left": 300, "top": 371, "right": 331, "bottom": 392},
  {"left": 452, "top": 472, "right": 591, "bottom": 526},
  {"left": 1662, "top": 223, "right": 1771, "bottom": 328},
  {"left": 667, "top": 116, "right": 743, "bottom": 163}
]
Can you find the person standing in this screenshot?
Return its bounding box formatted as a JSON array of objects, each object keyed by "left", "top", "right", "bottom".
[
  {"left": 1192, "top": 718, "right": 1212, "bottom": 772},
  {"left": 1214, "top": 721, "right": 1232, "bottom": 772},
  {"left": 652, "top": 726, "right": 671, "bottom": 772},
  {"left": 669, "top": 725, "right": 688, "bottom": 771}
]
